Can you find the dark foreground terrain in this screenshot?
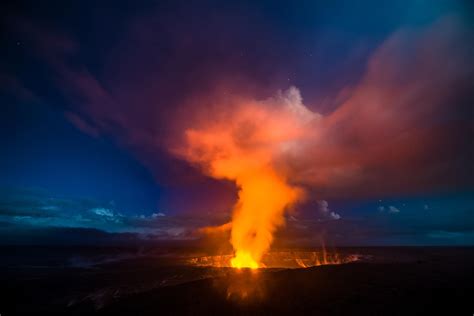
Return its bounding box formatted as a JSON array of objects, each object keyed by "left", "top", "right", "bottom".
[{"left": 2, "top": 247, "right": 473, "bottom": 315}]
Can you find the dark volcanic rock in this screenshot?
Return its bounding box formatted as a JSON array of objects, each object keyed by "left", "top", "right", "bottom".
[
  {"left": 3, "top": 247, "right": 474, "bottom": 315},
  {"left": 96, "top": 249, "right": 474, "bottom": 316}
]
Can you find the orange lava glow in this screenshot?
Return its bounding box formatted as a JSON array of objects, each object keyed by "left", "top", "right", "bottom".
[
  {"left": 229, "top": 169, "right": 302, "bottom": 269},
  {"left": 231, "top": 251, "right": 259, "bottom": 269},
  {"left": 176, "top": 88, "right": 315, "bottom": 268},
  {"left": 187, "top": 250, "right": 361, "bottom": 269}
]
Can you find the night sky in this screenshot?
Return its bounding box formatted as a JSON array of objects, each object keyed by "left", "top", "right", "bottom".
[{"left": 1, "top": 0, "right": 473, "bottom": 246}]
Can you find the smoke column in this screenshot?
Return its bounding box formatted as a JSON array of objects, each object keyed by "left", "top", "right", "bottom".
[{"left": 175, "top": 87, "right": 317, "bottom": 267}]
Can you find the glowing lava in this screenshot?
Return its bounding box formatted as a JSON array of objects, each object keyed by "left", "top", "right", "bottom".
[
  {"left": 229, "top": 169, "right": 302, "bottom": 269},
  {"left": 175, "top": 88, "right": 316, "bottom": 268},
  {"left": 231, "top": 251, "right": 259, "bottom": 269},
  {"left": 187, "top": 250, "right": 361, "bottom": 269}
]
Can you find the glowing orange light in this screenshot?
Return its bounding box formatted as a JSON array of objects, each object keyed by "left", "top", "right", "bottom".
[
  {"left": 228, "top": 168, "right": 302, "bottom": 268},
  {"left": 175, "top": 89, "right": 315, "bottom": 268},
  {"left": 231, "top": 251, "right": 259, "bottom": 269}
]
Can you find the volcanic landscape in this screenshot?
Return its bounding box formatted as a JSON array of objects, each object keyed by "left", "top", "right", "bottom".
[
  {"left": 3, "top": 246, "right": 474, "bottom": 315},
  {"left": 1, "top": 0, "right": 473, "bottom": 315}
]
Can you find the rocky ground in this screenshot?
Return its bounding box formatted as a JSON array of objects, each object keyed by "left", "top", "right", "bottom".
[{"left": 2, "top": 247, "right": 473, "bottom": 315}]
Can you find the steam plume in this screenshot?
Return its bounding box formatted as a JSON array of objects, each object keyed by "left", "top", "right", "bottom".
[{"left": 174, "top": 88, "right": 316, "bottom": 267}]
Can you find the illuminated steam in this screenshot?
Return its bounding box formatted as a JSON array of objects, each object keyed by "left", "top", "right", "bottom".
[{"left": 174, "top": 87, "right": 317, "bottom": 268}]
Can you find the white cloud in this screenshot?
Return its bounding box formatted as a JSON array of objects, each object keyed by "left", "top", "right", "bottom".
[
  {"left": 317, "top": 200, "right": 329, "bottom": 213},
  {"left": 388, "top": 206, "right": 400, "bottom": 213},
  {"left": 329, "top": 211, "right": 341, "bottom": 220},
  {"left": 317, "top": 200, "right": 341, "bottom": 220},
  {"left": 91, "top": 208, "right": 114, "bottom": 217},
  {"left": 274, "top": 86, "right": 321, "bottom": 124},
  {"left": 378, "top": 205, "right": 400, "bottom": 214},
  {"left": 40, "top": 205, "right": 59, "bottom": 211},
  {"left": 166, "top": 227, "right": 186, "bottom": 237},
  {"left": 152, "top": 212, "right": 166, "bottom": 218}
]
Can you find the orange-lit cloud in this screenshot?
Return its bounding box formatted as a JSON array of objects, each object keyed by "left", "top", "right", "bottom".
[
  {"left": 285, "top": 17, "right": 473, "bottom": 197},
  {"left": 172, "top": 88, "right": 316, "bottom": 266},
  {"left": 164, "top": 18, "right": 472, "bottom": 263},
  {"left": 9, "top": 13, "right": 473, "bottom": 251}
]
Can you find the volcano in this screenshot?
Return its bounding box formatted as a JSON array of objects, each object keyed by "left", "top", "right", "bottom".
[{"left": 187, "top": 250, "right": 361, "bottom": 269}]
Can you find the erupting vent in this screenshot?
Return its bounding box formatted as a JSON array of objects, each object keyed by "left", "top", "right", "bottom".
[{"left": 187, "top": 251, "right": 361, "bottom": 269}]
